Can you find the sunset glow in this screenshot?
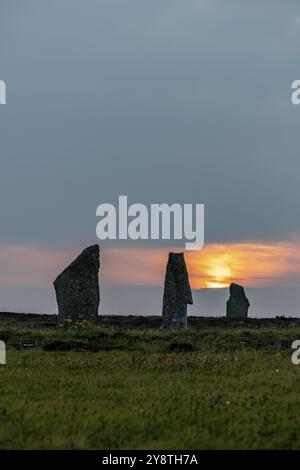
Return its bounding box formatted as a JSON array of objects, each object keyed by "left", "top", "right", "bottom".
[
  {"left": 1, "top": 240, "right": 300, "bottom": 290},
  {"left": 186, "top": 241, "right": 300, "bottom": 289},
  {"left": 198, "top": 253, "right": 233, "bottom": 288},
  {"left": 105, "top": 240, "right": 300, "bottom": 290}
]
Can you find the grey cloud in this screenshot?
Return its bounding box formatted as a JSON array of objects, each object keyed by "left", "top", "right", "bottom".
[{"left": 0, "top": 0, "right": 300, "bottom": 250}]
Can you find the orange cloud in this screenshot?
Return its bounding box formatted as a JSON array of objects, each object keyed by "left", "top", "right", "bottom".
[
  {"left": 185, "top": 241, "right": 300, "bottom": 288},
  {"left": 102, "top": 247, "right": 165, "bottom": 286},
  {"left": 0, "top": 245, "right": 75, "bottom": 288},
  {"left": 1, "top": 240, "right": 300, "bottom": 289},
  {"left": 104, "top": 241, "right": 300, "bottom": 289}
]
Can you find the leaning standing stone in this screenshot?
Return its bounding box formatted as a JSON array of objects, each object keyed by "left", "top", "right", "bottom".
[
  {"left": 161, "top": 252, "right": 193, "bottom": 329},
  {"left": 54, "top": 244, "right": 100, "bottom": 324},
  {"left": 226, "top": 283, "right": 250, "bottom": 318}
]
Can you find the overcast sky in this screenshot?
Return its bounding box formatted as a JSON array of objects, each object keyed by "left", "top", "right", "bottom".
[{"left": 0, "top": 1, "right": 300, "bottom": 314}]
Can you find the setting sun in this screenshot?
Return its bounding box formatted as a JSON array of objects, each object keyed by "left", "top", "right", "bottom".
[
  {"left": 102, "top": 241, "right": 300, "bottom": 290},
  {"left": 203, "top": 255, "right": 233, "bottom": 288},
  {"left": 205, "top": 281, "right": 229, "bottom": 288},
  {"left": 185, "top": 240, "right": 300, "bottom": 289}
]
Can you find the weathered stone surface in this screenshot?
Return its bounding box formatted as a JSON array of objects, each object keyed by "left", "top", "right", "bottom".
[
  {"left": 226, "top": 283, "right": 250, "bottom": 318},
  {"left": 161, "top": 252, "right": 193, "bottom": 329},
  {"left": 54, "top": 245, "right": 100, "bottom": 324}
]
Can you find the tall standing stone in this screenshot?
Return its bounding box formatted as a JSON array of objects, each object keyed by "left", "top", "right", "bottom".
[
  {"left": 226, "top": 283, "right": 250, "bottom": 318},
  {"left": 161, "top": 252, "right": 193, "bottom": 329},
  {"left": 54, "top": 244, "right": 100, "bottom": 324}
]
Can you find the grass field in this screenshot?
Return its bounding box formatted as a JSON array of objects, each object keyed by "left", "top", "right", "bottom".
[{"left": 0, "top": 313, "right": 300, "bottom": 449}]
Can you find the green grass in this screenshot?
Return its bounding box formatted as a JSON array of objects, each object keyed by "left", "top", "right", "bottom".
[{"left": 1, "top": 315, "right": 300, "bottom": 449}]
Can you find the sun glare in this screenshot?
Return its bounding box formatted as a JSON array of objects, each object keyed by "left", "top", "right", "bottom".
[
  {"left": 205, "top": 281, "right": 229, "bottom": 288},
  {"left": 208, "top": 264, "right": 231, "bottom": 279},
  {"left": 185, "top": 240, "right": 300, "bottom": 290},
  {"left": 201, "top": 254, "right": 233, "bottom": 288}
]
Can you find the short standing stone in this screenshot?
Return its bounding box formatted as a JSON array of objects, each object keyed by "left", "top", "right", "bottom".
[
  {"left": 226, "top": 283, "right": 250, "bottom": 318},
  {"left": 54, "top": 244, "right": 100, "bottom": 324},
  {"left": 161, "top": 252, "right": 193, "bottom": 329}
]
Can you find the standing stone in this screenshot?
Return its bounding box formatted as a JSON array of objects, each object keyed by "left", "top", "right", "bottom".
[
  {"left": 161, "top": 252, "right": 193, "bottom": 329},
  {"left": 54, "top": 244, "right": 100, "bottom": 324},
  {"left": 226, "top": 283, "right": 250, "bottom": 318}
]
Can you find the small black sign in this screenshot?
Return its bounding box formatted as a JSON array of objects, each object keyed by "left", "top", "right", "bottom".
[{"left": 21, "top": 341, "right": 35, "bottom": 349}]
